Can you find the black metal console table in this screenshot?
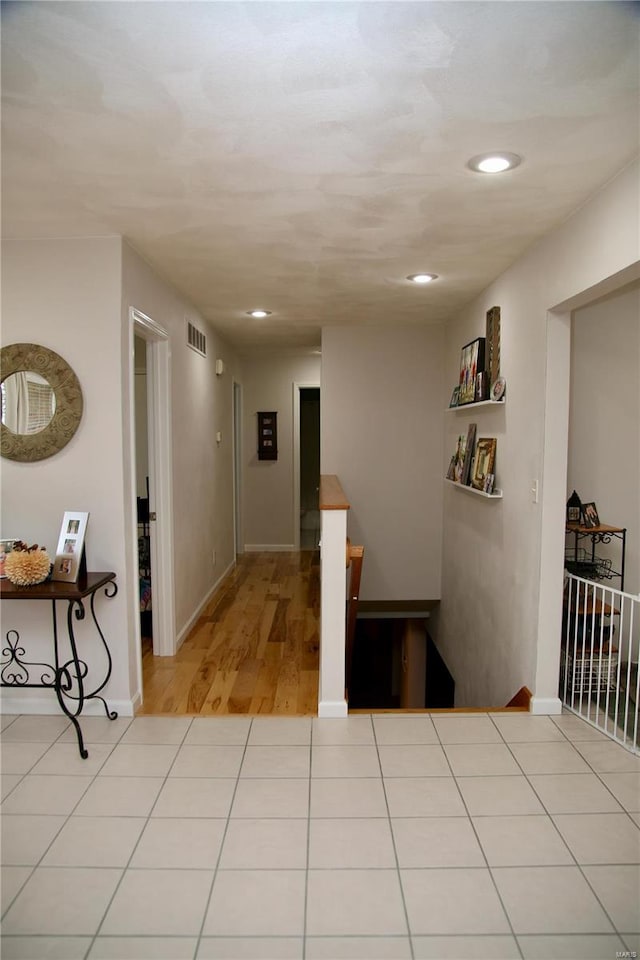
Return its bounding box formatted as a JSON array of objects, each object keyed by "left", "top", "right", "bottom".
[
  {"left": 565, "top": 522, "right": 626, "bottom": 592},
  {"left": 1, "top": 572, "right": 118, "bottom": 758}
]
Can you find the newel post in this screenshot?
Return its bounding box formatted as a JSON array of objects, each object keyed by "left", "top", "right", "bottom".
[{"left": 319, "top": 475, "right": 349, "bottom": 718}]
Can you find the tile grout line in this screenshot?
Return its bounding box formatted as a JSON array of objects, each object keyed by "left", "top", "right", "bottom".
[
  {"left": 490, "top": 713, "right": 635, "bottom": 943},
  {"left": 441, "top": 713, "right": 524, "bottom": 958},
  {"left": 193, "top": 715, "right": 253, "bottom": 960},
  {"left": 302, "top": 718, "right": 313, "bottom": 960},
  {"left": 85, "top": 715, "right": 196, "bottom": 960},
  {"left": 373, "top": 713, "right": 415, "bottom": 960},
  {"left": 1, "top": 716, "right": 121, "bottom": 932}
]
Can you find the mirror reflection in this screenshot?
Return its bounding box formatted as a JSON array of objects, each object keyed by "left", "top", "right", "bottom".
[{"left": 1, "top": 371, "right": 57, "bottom": 435}]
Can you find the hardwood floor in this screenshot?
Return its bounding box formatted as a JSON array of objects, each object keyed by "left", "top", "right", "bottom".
[{"left": 137, "top": 550, "right": 320, "bottom": 715}]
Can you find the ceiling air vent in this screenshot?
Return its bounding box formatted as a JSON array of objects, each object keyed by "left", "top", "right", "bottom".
[{"left": 186, "top": 320, "right": 207, "bottom": 357}]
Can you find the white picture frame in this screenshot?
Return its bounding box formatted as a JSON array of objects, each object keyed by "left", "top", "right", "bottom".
[{"left": 52, "top": 511, "right": 89, "bottom": 582}]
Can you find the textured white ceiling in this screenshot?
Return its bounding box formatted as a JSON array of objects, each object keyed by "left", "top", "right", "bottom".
[{"left": 2, "top": 1, "right": 639, "bottom": 354}]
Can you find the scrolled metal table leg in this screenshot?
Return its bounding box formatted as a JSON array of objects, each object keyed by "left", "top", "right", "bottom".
[
  {"left": 85, "top": 581, "right": 119, "bottom": 720},
  {"left": 51, "top": 598, "right": 88, "bottom": 759}
]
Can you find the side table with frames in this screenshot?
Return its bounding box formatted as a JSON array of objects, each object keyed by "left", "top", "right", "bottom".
[{"left": 1, "top": 572, "right": 118, "bottom": 758}]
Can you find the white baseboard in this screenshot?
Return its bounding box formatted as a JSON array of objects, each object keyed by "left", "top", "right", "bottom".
[
  {"left": 176, "top": 558, "right": 236, "bottom": 647},
  {"left": 0, "top": 693, "right": 137, "bottom": 717},
  {"left": 244, "top": 544, "right": 296, "bottom": 552},
  {"left": 318, "top": 699, "right": 348, "bottom": 718},
  {"left": 530, "top": 696, "right": 563, "bottom": 715}
]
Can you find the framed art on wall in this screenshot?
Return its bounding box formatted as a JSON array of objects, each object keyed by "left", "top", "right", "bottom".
[{"left": 257, "top": 412, "right": 278, "bottom": 461}]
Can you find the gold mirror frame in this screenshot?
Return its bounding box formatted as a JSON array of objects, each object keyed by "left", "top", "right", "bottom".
[{"left": 1, "top": 343, "right": 83, "bottom": 462}]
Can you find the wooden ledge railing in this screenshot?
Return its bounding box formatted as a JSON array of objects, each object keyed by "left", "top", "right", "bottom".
[{"left": 320, "top": 474, "right": 350, "bottom": 511}]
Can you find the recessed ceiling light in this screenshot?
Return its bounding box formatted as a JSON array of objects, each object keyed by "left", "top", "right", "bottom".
[
  {"left": 467, "top": 152, "right": 522, "bottom": 174},
  {"left": 246, "top": 309, "right": 272, "bottom": 318},
  {"left": 407, "top": 273, "right": 438, "bottom": 284}
]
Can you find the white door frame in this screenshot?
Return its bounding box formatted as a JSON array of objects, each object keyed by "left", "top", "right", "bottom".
[
  {"left": 128, "top": 308, "right": 176, "bottom": 670},
  {"left": 292, "top": 381, "right": 320, "bottom": 550},
  {"left": 534, "top": 261, "right": 640, "bottom": 713},
  {"left": 232, "top": 379, "right": 243, "bottom": 556}
]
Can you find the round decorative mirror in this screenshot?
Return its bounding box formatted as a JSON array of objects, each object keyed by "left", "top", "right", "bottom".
[{"left": 1, "top": 343, "right": 83, "bottom": 462}]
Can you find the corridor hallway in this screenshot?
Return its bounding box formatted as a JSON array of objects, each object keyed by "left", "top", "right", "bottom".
[{"left": 138, "top": 552, "right": 320, "bottom": 716}]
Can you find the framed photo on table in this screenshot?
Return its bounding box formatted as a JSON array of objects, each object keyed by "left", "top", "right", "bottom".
[
  {"left": 52, "top": 511, "right": 89, "bottom": 582},
  {"left": 458, "top": 337, "right": 485, "bottom": 405},
  {"left": 581, "top": 502, "right": 600, "bottom": 529}
]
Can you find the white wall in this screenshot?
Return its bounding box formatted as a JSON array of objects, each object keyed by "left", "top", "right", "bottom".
[
  {"left": 438, "top": 160, "right": 640, "bottom": 708},
  {"left": 0, "top": 237, "right": 242, "bottom": 715},
  {"left": 1, "top": 237, "right": 129, "bottom": 711},
  {"left": 568, "top": 283, "right": 640, "bottom": 596},
  {"left": 242, "top": 354, "right": 321, "bottom": 549},
  {"left": 321, "top": 324, "right": 444, "bottom": 602},
  {"left": 121, "top": 243, "right": 241, "bottom": 648}
]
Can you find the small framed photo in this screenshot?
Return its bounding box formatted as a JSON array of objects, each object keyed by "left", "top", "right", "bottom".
[
  {"left": 581, "top": 502, "right": 600, "bottom": 529},
  {"left": 449, "top": 386, "right": 460, "bottom": 408},
  {"left": 471, "top": 438, "right": 497, "bottom": 490},
  {"left": 0, "top": 539, "right": 17, "bottom": 579},
  {"left": 491, "top": 376, "right": 506, "bottom": 402},
  {"left": 458, "top": 337, "right": 486, "bottom": 405},
  {"left": 52, "top": 511, "right": 89, "bottom": 582},
  {"left": 475, "top": 371, "right": 489, "bottom": 402}
]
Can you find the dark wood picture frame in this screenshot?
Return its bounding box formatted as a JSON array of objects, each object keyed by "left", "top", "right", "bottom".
[
  {"left": 581, "top": 501, "right": 600, "bottom": 529},
  {"left": 257, "top": 411, "right": 278, "bottom": 460},
  {"left": 458, "top": 337, "right": 485, "bottom": 405},
  {"left": 485, "top": 306, "right": 501, "bottom": 387}
]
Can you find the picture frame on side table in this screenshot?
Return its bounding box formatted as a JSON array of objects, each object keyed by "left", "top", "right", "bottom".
[
  {"left": 581, "top": 502, "right": 600, "bottom": 529},
  {"left": 459, "top": 337, "right": 485, "bottom": 405},
  {"left": 471, "top": 438, "right": 497, "bottom": 491},
  {"left": 0, "top": 539, "right": 17, "bottom": 578},
  {"left": 52, "top": 511, "right": 89, "bottom": 582}
]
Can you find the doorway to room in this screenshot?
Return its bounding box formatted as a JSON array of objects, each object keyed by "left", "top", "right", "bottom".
[
  {"left": 294, "top": 385, "right": 321, "bottom": 550},
  {"left": 128, "top": 307, "right": 176, "bottom": 683},
  {"left": 133, "top": 335, "right": 153, "bottom": 653}
]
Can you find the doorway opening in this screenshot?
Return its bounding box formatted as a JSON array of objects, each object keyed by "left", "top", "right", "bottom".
[
  {"left": 127, "top": 307, "right": 176, "bottom": 717},
  {"left": 134, "top": 335, "right": 153, "bottom": 654},
  {"left": 233, "top": 380, "right": 243, "bottom": 557},
  {"left": 294, "top": 384, "right": 320, "bottom": 550}
]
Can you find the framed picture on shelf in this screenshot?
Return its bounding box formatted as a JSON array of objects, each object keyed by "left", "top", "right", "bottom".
[
  {"left": 471, "top": 438, "right": 496, "bottom": 490},
  {"left": 581, "top": 502, "right": 600, "bottom": 528},
  {"left": 52, "top": 511, "right": 89, "bottom": 582},
  {"left": 475, "top": 371, "right": 489, "bottom": 402},
  {"left": 461, "top": 422, "right": 477, "bottom": 486},
  {"left": 449, "top": 386, "right": 460, "bottom": 408},
  {"left": 485, "top": 306, "right": 501, "bottom": 385},
  {"left": 446, "top": 454, "right": 456, "bottom": 480},
  {"left": 458, "top": 337, "right": 485, "bottom": 405}
]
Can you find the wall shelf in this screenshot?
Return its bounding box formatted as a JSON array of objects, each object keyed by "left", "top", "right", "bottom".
[
  {"left": 446, "top": 399, "right": 505, "bottom": 412},
  {"left": 444, "top": 479, "right": 503, "bottom": 499}
]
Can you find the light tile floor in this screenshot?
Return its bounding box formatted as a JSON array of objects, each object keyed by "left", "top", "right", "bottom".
[{"left": 1, "top": 711, "right": 639, "bottom": 960}]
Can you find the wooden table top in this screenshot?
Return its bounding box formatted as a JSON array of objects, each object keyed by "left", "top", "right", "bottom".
[{"left": 0, "top": 572, "right": 116, "bottom": 601}]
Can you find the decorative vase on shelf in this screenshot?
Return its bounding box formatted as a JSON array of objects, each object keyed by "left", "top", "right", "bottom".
[{"left": 4, "top": 541, "right": 52, "bottom": 586}]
